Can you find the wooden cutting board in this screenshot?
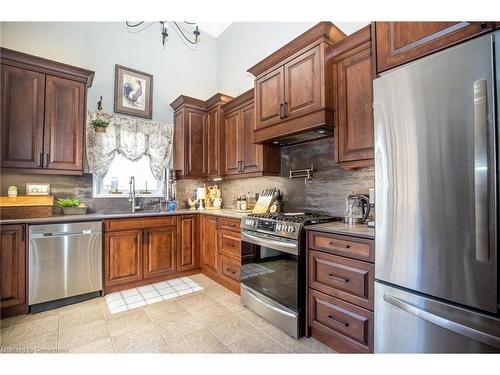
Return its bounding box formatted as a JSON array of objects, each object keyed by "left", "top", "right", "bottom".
[{"left": 0, "top": 195, "right": 54, "bottom": 219}]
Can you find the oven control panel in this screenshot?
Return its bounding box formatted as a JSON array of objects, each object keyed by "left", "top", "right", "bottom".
[{"left": 241, "top": 217, "right": 301, "bottom": 239}]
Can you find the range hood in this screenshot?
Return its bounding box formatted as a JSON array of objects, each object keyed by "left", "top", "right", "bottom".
[{"left": 268, "top": 127, "right": 333, "bottom": 147}]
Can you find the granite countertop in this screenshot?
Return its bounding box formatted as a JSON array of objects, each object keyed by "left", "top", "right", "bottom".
[
  {"left": 306, "top": 221, "right": 375, "bottom": 239},
  {"left": 0, "top": 208, "right": 248, "bottom": 225}
]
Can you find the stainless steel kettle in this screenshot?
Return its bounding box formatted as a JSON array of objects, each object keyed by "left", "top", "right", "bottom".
[{"left": 344, "top": 194, "right": 370, "bottom": 225}]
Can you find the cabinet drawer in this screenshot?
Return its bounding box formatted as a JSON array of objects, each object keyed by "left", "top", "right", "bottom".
[
  {"left": 308, "top": 289, "right": 373, "bottom": 353},
  {"left": 219, "top": 229, "right": 241, "bottom": 258},
  {"left": 219, "top": 217, "right": 241, "bottom": 232},
  {"left": 308, "top": 250, "right": 374, "bottom": 310},
  {"left": 104, "top": 216, "right": 176, "bottom": 232},
  {"left": 308, "top": 231, "right": 374, "bottom": 262},
  {"left": 220, "top": 254, "right": 241, "bottom": 282}
]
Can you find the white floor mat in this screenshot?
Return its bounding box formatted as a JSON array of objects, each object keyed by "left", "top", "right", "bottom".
[{"left": 104, "top": 276, "right": 203, "bottom": 314}]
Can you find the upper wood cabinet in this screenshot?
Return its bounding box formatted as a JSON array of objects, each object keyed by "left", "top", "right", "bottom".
[
  {"left": 373, "top": 22, "right": 492, "bottom": 73},
  {"left": 44, "top": 75, "right": 85, "bottom": 171},
  {"left": 221, "top": 90, "right": 281, "bottom": 178},
  {"left": 248, "top": 22, "right": 346, "bottom": 143},
  {"left": 0, "top": 48, "right": 93, "bottom": 175},
  {"left": 1, "top": 224, "right": 27, "bottom": 318},
  {"left": 206, "top": 93, "right": 233, "bottom": 178},
  {"left": 171, "top": 93, "right": 232, "bottom": 180},
  {"left": 331, "top": 25, "right": 374, "bottom": 169}
]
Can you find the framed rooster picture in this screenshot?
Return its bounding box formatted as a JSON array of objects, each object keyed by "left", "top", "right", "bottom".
[{"left": 114, "top": 64, "right": 153, "bottom": 119}]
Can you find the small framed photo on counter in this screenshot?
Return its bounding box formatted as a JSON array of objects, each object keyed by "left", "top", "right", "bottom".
[{"left": 26, "top": 183, "right": 50, "bottom": 196}]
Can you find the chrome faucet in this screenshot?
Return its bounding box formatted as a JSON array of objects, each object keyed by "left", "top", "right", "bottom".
[{"left": 128, "top": 176, "right": 140, "bottom": 212}]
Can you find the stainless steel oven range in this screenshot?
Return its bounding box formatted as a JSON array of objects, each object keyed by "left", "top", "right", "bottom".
[{"left": 240, "top": 213, "right": 338, "bottom": 338}]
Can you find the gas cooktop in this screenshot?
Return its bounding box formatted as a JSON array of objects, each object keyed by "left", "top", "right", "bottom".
[{"left": 242, "top": 212, "right": 340, "bottom": 240}]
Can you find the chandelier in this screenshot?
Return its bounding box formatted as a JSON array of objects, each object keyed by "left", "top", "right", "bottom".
[{"left": 125, "top": 21, "right": 200, "bottom": 47}]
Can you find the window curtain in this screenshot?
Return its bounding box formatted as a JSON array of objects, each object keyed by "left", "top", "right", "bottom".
[{"left": 86, "top": 111, "right": 173, "bottom": 180}]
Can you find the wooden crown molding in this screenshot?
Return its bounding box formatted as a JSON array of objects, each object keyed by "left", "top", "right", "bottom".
[
  {"left": 330, "top": 24, "right": 372, "bottom": 60},
  {"left": 0, "top": 47, "right": 95, "bottom": 87},
  {"left": 205, "top": 93, "right": 233, "bottom": 110},
  {"left": 247, "top": 22, "right": 346, "bottom": 77},
  {"left": 221, "top": 89, "right": 254, "bottom": 113},
  {"left": 170, "top": 95, "right": 207, "bottom": 111}
]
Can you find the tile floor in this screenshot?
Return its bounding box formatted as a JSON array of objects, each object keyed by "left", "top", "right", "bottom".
[{"left": 0, "top": 274, "right": 334, "bottom": 354}]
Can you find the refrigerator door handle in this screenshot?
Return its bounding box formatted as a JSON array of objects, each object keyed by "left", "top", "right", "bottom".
[
  {"left": 384, "top": 294, "right": 500, "bottom": 349},
  {"left": 473, "top": 79, "right": 489, "bottom": 262}
]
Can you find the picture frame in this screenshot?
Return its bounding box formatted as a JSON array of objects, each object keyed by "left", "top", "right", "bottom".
[
  {"left": 114, "top": 64, "right": 153, "bottom": 119},
  {"left": 26, "top": 183, "right": 50, "bottom": 196}
]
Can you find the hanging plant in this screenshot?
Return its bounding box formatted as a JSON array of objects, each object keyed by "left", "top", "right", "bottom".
[{"left": 90, "top": 118, "right": 110, "bottom": 133}]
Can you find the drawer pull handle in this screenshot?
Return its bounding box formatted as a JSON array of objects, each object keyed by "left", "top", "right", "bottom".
[
  {"left": 328, "top": 315, "right": 349, "bottom": 327},
  {"left": 226, "top": 268, "right": 237, "bottom": 274},
  {"left": 328, "top": 241, "right": 350, "bottom": 249},
  {"left": 328, "top": 273, "right": 350, "bottom": 283}
]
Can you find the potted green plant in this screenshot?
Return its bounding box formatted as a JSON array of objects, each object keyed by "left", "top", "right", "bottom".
[
  {"left": 57, "top": 197, "right": 88, "bottom": 215},
  {"left": 90, "top": 118, "right": 110, "bottom": 133}
]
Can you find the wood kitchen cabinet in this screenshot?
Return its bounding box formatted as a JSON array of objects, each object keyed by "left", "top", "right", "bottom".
[
  {"left": 373, "top": 22, "right": 492, "bottom": 74},
  {"left": 103, "top": 216, "right": 199, "bottom": 294},
  {"left": 177, "top": 215, "right": 198, "bottom": 272},
  {"left": 307, "top": 229, "right": 375, "bottom": 353},
  {"left": 1, "top": 224, "right": 27, "bottom": 318},
  {"left": 143, "top": 226, "right": 177, "bottom": 279},
  {"left": 221, "top": 90, "right": 281, "bottom": 178},
  {"left": 0, "top": 48, "right": 93, "bottom": 175},
  {"left": 104, "top": 229, "right": 144, "bottom": 288},
  {"left": 206, "top": 93, "right": 233, "bottom": 178},
  {"left": 171, "top": 93, "right": 232, "bottom": 180},
  {"left": 331, "top": 25, "right": 374, "bottom": 168},
  {"left": 248, "top": 22, "right": 345, "bottom": 143},
  {"left": 171, "top": 96, "right": 207, "bottom": 179},
  {"left": 200, "top": 214, "right": 219, "bottom": 279}
]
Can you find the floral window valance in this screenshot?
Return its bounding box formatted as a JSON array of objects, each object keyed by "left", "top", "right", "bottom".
[{"left": 86, "top": 111, "right": 173, "bottom": 180}]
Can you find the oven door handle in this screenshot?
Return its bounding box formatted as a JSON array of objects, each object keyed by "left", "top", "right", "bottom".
[{"left": 241, "top": 231, "right": 299, "bottom": 256}]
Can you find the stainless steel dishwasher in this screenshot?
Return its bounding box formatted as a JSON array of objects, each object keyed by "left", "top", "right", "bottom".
[{"left": 29, "top": 222, "right": 102, "bottom": 308}]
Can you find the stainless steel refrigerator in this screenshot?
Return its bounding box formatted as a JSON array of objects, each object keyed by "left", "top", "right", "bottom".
[{"left": 373, "top": 31, "right": 500, "bottom": 353}]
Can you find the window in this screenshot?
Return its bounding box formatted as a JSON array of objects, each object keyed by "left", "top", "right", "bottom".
[{"left": 93, "top": 154, "right": 162, "bottom": 198}]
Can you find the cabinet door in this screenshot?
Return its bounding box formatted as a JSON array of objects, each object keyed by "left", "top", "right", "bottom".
[
  {"left": 375, "top": 22, "right": 490, "bottom": 73},
  {"left": 177, "top": 215, "right": 198, "bottom": 272},
  {"left": 240, "top": 102, "right": 262, "bottom": 174},
  {"left": 206, "top": 107, "right": 221, "bottom": 177},
  {"left": 1, "top": 64, "right": 45, "bottom": 169},
  {"left": 336, "top": 46, "right": 374, "bottom": 165},
  {"left": 185, "top": 108, "right": 206, "bottom": 177},
  {"left": 224, "top": 109, "right": 241, "bottom": 176},
  {"left": 173, "top": 109, "right": 186, "bottom": 175},
  {"left": 143, "top": 226, "right": 177, "bottom": 279},
  {"left": 255, "top": 67, "right": 285, "bottom": 129},
  {"left": 1, "top": 225, "right": 26, "bottom": 316},
  {"left": 104, "top": 230, "right": 143, "bottom": 287},
  {"left": 284, "top": 45, "right": 323, "bottom": 120},
  {"left": 201, "top": 215, "right": 218, "bottom": 275},
  {"left": 44, "top": 75, "right": 85, "bottom": 172}
]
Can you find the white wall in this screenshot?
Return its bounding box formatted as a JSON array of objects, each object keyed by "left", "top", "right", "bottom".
[
  {"left": 0, "top": 22, "right": 219, "bottom": 123},
  {"left": 216, "top": 22, "right": 369, "bottom": 96}
]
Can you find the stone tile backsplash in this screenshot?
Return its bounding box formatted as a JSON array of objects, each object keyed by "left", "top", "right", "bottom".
[{"left": 1, "top": 138, "right": 374, "bottom": 217}]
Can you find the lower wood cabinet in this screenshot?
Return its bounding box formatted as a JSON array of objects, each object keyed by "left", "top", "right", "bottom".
[
  {"left": 1, "top": 224, "right": 27, "bottom": 318},
  {"left": 200, "top": 215, "right": 219, "bottom": 278},
  {"left": 143, "top": 226, "right": 177, "bottom": 279},
  {"left": 104, "top": 229, "right": 143, "bottom": 288},
  {"left": 307, "top": 229, "right": 375, "bottom": 353},
  {"left": 308, "top": 289, "right": 373, "bottom": 353},
  {"left": 200, "top": 215, "right": 242, "bottom": 294},
  {"left": 177, "top": 215, "right": 198, "bottom": 272},
  {"left": 103, "top": 216, "right": 199, "bottom": 294}
]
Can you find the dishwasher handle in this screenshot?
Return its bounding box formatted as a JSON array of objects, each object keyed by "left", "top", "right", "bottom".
[{"left": 30, "top": 230, "right": 99, "bottom": 239}]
